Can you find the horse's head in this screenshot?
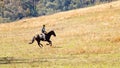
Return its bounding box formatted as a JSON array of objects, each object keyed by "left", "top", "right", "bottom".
[{"left": 51, "top": 30, "right": 56, "bottom": 37}]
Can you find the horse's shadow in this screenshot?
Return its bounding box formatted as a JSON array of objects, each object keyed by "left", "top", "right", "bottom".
[
  {"left": 52, "top": 46, "right": 62, "bottom": 48},
  {"left": 0, "top": 57, "right": 48, "bottom": 64}
]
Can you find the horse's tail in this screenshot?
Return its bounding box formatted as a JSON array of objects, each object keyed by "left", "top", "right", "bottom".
[{"left": 29, "top": 36, "right": 36, "bottom": 44}]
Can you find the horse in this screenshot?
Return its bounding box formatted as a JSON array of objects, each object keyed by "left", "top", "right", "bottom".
[{"left": 29, "top": 30, "right": 56, "bottom": 48}]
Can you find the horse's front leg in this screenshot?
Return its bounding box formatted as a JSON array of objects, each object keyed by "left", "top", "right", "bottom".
[{"left": 48, "top": 40, "right": 52, "bottom": 46}]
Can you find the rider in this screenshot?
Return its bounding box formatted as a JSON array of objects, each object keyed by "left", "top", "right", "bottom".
[{"left": 41, "top": 25, "right": 47, "bottom": 40}]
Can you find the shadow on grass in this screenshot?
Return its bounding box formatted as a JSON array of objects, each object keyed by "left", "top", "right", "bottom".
[
  {"left": 0, "top": 57, "right": 48, "bottom": 64},
  {"left": 52, "top": 46, "right": 62, "bottom": 48}
]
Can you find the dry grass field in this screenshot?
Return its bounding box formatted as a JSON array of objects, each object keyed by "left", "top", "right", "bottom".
[{"left": 0, "top": 1, "right": 120, "bottom": 68}]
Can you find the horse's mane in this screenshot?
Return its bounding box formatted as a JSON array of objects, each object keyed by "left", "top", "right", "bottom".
[{"left": 48, "top": 30, "right": 54, "bottom": 33}]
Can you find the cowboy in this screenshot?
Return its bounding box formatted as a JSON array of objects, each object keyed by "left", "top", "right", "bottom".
[{"left": 41, "top": 25, "right": 47, "bottom": 40}]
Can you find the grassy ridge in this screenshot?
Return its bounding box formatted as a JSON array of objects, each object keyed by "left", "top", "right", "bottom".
[{"left": 0, "top": 1, "right": 120, "bottom": 68}]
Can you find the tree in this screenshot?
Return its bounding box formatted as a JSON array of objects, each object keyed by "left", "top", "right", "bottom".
[
  {"left": 0, "top": 0, "right": 115, "bottom": 23},
  {"left": 0, "top": 0, "right": 5, "bottom": 17}
]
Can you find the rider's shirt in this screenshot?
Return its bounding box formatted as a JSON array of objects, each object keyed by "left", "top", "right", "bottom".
[{"left": 42, "top": 27, "right": 46, "bottom": 33}]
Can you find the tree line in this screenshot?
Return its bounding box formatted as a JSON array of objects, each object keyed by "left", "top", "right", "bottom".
[{"left": 0, "top": 0, "right": 114, "bottom": 23}]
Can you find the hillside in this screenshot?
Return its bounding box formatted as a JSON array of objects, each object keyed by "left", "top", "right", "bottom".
[{"left": 0, "top": 0, "right": 120, "bottom": 68}]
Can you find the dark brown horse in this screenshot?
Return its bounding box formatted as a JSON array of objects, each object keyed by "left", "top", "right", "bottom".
[{"left": 29, "top": 30, "right": 56, "bottom": 47}]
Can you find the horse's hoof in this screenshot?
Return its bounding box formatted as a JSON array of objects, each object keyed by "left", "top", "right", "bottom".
[
  {"left": 29, "top": 42, "right": 32, "bottom": 44},
  {"left": 46, "top": 44, "right": 49, "bottom": 45}
]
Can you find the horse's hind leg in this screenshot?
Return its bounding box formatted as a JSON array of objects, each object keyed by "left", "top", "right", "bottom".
[
  {"left": 37, "top": 41, "right": 43, "bottom": 48},
  {"left": 40, "top": 43, "right": 43, "bottom": 47},
  {"left": 29, "top": 36, "right": 35, "bottom": 44},
  {"left": 37, "top": 40, "right": 41, "bottom": 47}
]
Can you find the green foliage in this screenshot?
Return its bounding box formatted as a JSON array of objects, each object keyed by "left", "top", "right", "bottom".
[{"left": 0, "top": 0, "right": 114, "bottom": 23}]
